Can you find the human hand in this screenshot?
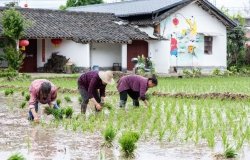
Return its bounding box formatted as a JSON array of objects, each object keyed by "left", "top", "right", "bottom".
[
  {"left": 95, "top": 103, "right": 102, "bottom": 111},
  {"left": 34, "top": 117, "right": 40, "bottom": 123}
]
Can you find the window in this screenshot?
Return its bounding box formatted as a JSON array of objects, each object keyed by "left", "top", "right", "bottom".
[{"left": 204, "top": 36, "right": 213, "bottom": 55}]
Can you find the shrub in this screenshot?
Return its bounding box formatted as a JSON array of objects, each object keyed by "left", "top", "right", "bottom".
[
  {"left": 183, "top": 69, "right": 192, "bottom": 77},
  {"left": 7, "top": 153, "right": 25, "bottom": 160},
  {"left": 212, "top": 68, "right": 221, "bottom": 76},
  {"left": 119, "top": 131, "right": 140, "bottom": 158},
  {"left": 229, "top": 66, "right": 238, "bottom": 74},
  {"left": 191, "top": 68, "right": 201, "bottom": 77},
  {"left": 3, "top": 47, "right": 25, "bottom": 71},
  {"left": 0, "top": 68, "right": 18, "bottom": 78}
]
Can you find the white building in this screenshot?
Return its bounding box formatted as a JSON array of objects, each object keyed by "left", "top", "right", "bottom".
[{"left": 69, "top": 0, "right": 237, "bottom": 74}]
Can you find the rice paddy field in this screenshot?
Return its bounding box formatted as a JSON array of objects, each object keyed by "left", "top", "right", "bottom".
[{"left": 0, "top": 75, "right": 250, "bottom": 160}]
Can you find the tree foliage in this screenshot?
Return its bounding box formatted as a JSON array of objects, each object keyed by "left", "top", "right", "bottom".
[
  {"left": 227, "top": 26, "right": 247, "bottom": 67},
  {"left": 65, "top": 0, "right": 103, "bottom": 8},
  {"left": 1, "top": 8, "right": 27, "bottom": 70},
  {"left": 221, "top": 7, "right": 247, "bottom": 67},
  {"left": 2, "top": 8, "right": 26, "bottom": 41}
]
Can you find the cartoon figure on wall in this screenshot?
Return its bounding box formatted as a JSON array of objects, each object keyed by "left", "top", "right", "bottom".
[
  {"left": 170, "top": 33, "right": 178, "bottom": 57},
  {"left": 168, "top": 14, "right": 199, "bottom": 57}
]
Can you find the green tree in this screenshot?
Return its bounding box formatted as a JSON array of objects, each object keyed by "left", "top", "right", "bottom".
[
  {"left": 221, "top": 6, "right": 247, "bottom": 67},
  {"left": 1, "top": 8, "right": 28, "bottom": 70},
  {"left": 65, "top": 0, "right": 103, "bottom": 8},
  {"left": 227, "top": 26, "right": 247, "bottom": 67}
]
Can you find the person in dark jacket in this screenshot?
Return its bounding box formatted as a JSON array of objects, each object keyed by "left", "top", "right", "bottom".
[
  {"left": 117, "top": 74, "right": 157, "bottom": 107},
  {"left": 78, "top": 70, "right": 114, "bottom": 113}
]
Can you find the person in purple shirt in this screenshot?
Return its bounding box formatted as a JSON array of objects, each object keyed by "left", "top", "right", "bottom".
[
  {"left": 117, "top": 74, "right": 158, "bottom": 107},
  {"left": 78, "top": 70, "right": 114, "bottom": 113}
]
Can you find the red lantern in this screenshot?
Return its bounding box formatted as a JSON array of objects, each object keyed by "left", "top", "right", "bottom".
[
  {"left": 19, "top": 39, "right": 29, "bottom": 50},
  {"left": 172, "top": 17, "right": 179, "bottom": 26},
  {"left": 51, "top": 39, "right": 62, "bottom": 47}
]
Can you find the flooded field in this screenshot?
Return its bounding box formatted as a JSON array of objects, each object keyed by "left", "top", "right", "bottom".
[{"left": 1, "top": 92, "right": 250, "bottom": 160}]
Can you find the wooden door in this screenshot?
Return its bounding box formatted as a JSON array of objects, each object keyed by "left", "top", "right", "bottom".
[
  {"left": 20, "top": 39, "right": 37, "bottom": 73},
  {"left": 127, "top": 40, "right": 148, "bottom": 70}
]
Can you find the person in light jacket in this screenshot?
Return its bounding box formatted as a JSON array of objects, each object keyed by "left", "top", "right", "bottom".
[{"left": 28, "top": 79, "right": 59, "bottom": 122}]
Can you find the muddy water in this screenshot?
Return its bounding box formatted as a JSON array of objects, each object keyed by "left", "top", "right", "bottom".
[{"left": 1, "top": 93, "right": 250, "bottom": 160}]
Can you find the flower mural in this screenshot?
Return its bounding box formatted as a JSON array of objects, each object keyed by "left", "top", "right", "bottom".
[{"left": 168, "top": 14, "right": 200, "bottom": 57}]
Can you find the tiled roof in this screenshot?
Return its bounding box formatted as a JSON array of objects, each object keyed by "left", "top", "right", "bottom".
[
  {"left": 69, "top": 0, "right": 237, "bottom": 28},
  {"left": 0, "top": 7, "right": 149, "bottom": 43},
  {"left": 68, "top": 0, "right": 183, "bottom": 17}
]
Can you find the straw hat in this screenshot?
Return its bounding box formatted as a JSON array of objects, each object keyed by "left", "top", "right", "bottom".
[{"left": 98, "top": 71, "right": 114, "bottom": 84}]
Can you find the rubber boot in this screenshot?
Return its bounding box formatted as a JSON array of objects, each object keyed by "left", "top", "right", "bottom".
[
  {"left": 81, "top": 102, "right": 87, "bottom": 114},
  {"left": 119, "top": 100, "right": 126, "bottom": 108},
  {"left": 133, "top": 99, "right": 139, "bottom": 107}
]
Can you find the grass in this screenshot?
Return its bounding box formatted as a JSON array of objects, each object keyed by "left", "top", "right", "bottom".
[{"left": 7, "top": 153, "right": 25, "bottom": 160}]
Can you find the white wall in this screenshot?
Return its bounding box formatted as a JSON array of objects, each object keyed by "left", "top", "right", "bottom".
[
  {"left": 159, "top": 3, "right": 227, "bottom": 68},
  {"left": 90, "top": 43, "right": 121, "bottom": 68},
  {"left": 147, "top": 40, "right": 170, "bottom": 74},
  {"left": 121, "top": 44, "right": 127, "bottom": 70},
  {"left": 37, "top": 39, "right": 90, "bottom": 68}
]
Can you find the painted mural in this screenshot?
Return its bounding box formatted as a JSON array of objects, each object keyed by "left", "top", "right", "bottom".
[{"left": 161, "top": 13, "right": 204, "bottom": 66}]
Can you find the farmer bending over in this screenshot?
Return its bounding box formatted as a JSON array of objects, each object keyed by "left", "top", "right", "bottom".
[
  {"left": 28, "top": 79, "right": 59, "bottom": 122},
  {"left": 117, "top": 74, "right": 157, "bottom": 107},
  {"left": 78, "top": 70, "right": 114, "bottom": 113}
]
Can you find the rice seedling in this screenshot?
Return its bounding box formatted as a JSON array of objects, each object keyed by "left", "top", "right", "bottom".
[
  {"left": 119, "top": 131, "right": 139, "bottom": 158},
  {"left": 7, "top": 153, "right": 25, "bottom": 160},
  {"left": 102, "top": 125, "right": 116, "bottom": 147},
  {"left": 64, "top": 96, "right": 72, "bottom": 103},
  {"left": 224, "top": 146, "right": 237, "bottom": 158},
  {"left": 44, "top": 106, "right": 54, "bottom": 115},
  {"left": 72, "top": 119, "right": 80, "bottom": 131},
  {"left": 21, "top": 91, "right": 25, "bottom": 96},
  {"left": 52, "top": 108, "right": 65, "bottom": 120},
  {"left": 20, "top": 102, "right": 26, "bottom": 109},
  {"left": 25, "top": 94, "right": 30, "bottom": 101},
  {"left": 65, "top": 106, "right": 74, "bottom": 118},
  {"left": 102, "top": 102, "right": 113, "bottom": 110},
  {"left": 206, "top": 127, "right": 215, "bottom": 148},
  {"left": 5, "top": 89, "right": 12, "bottom": 96},
  {"left": 56, "top": 99, "right": 62, "bottom": 106},
  {"left": 221, "top": 130, "right": 228, "bottom": 148}
]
